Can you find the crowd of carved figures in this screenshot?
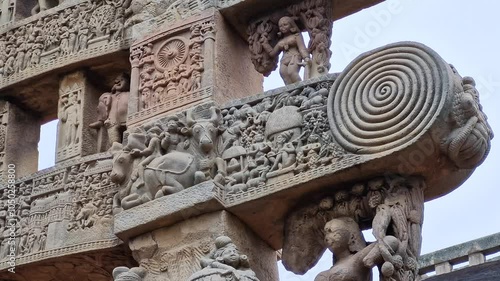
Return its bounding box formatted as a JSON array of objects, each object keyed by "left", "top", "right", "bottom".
[
  {"left": 215, "top": 80, "right": 345, "bottom": 194},
  {"left": 0, "top": 158, "right": 116, "bottom": 260},
  {"left": 109, "top": 80, "right": 348, "bottom": 212},
  {"left": 282, "top": 175, "right": 425, "bottom": 281},
  {"left": 248, "top": 0, "right": 332, "bottom": 84},
  {"left": 132, "top": 20, "right": 214, "bottom": 112},
  {"left": 0, "top": 0, "right": 127, "bottom": 77}
]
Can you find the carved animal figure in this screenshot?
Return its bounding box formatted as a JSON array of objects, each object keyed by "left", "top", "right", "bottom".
[
  {"left": 442, "top": 76, "right": 493, "bottom": 169},
  {"left": 110, "top": 107, "right": 223, "bottom": 211}
]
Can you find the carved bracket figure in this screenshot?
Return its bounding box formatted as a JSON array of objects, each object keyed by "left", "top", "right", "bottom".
[
  {"left": 282, "top": 176, "right": 425, "bottom": 281},
  {"left": 248, "top": 0, "right": 333, "bottom": 84},
  {"left": 188, "top": 236, "right": 260, "bottom": 281}
]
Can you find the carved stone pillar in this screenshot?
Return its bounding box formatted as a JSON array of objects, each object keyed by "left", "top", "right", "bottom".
[
  {"left": 0, "top": 100, "right": 40, "bottom": 178},
  {"left": 127, "top": 8, "right": 263, "bottom": 127},
  {"left": 56, "top": 71, "right": 100, "bottom": 163},
  {"left": 0, "top": 0, "right": 14, "bottom": 24},
  {"left": 114, "top": 183, "right": 279, "bottom": 281}
]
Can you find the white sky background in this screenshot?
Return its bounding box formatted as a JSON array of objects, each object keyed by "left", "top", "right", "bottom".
[{"left": 37, "top": 0, "right": 500, "bottom": 279}]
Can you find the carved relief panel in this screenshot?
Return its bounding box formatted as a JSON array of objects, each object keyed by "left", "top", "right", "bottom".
[
  {"left": 128, "top": 9, "right": 262, "bottom": 126},
  {"left": 128, "top": 13, "right": 216, "bottom": 125},
  {"left": 0, "top": 0, "right": 127, "bottom": 79},
  {"left": 56, "top": 71, "right": 100, "bottom": 163},
  {"left": 57, "top": 76, "right": 83, "bottom": 161},
  {"left": 0, "top": 154, "right": 121, "bottom": 271}
]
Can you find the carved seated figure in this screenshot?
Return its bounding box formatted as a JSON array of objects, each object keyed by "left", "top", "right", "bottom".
[{"left": 188, "top": 236, "right": 260, "bottom": 281}]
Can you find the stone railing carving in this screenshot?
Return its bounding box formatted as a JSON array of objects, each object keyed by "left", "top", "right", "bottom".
[
  {"left": 418, "top": 232, "right": 500, "bottom": 278},
  {"left": 0, "top": 152, "right": 121, "bottom": 270}
]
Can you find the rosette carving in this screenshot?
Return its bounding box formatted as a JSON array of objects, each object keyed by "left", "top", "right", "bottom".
[{"left": 155, "top": 37, "right": 189, "bottom": 71}]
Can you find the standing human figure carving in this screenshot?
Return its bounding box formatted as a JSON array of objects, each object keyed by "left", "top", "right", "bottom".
[
  {"left": 261, "top": 16, "right": 310, "bottom": 85},
  {"left": 90, "top": 73, "right": 130, "bottom": 146},
  {"left": 59, "top": 92, "right": 80, "bottom": 147}
]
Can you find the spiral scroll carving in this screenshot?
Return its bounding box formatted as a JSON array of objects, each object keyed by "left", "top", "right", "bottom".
[{"left": 327, "top": 42, "right": 450, "bottom": 154}]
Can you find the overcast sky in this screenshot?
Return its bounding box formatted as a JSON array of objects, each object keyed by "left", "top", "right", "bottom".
[{"left": 37, "top": 0, "right": 499, "bottom": 279}]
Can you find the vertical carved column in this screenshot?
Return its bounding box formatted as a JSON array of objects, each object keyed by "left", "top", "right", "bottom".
[
  {"left": 0, "top": 0, "right": 14, "bottom": 24},
  {"left": 128, "top": 49, "right": 142, "bottom": 118},
  {"left": 0, "top": 100, "right": 40, "bottom": 178},
  {"left": 56, "top": 71, "right": 99, "bottom": 163}
]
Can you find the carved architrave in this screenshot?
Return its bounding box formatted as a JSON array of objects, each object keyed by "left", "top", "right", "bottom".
[{"left": 0, "top": 0, "right": 130, "bottom": 90}]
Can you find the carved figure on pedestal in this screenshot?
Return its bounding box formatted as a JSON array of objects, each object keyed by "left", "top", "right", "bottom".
[
  {"left": 260, "top": 17, "right": 310, "bottom": 85},
  {"left": 188, "top": 236, "right": 260, "bottom": 281},
  {"left": 90, "top": 73, "right": 130, "bottom": 146}
]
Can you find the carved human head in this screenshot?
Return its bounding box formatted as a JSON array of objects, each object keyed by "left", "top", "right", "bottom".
[
  {"left": 212, "top": 236, "right": 248, "bottom": 269},
  {"left": 112, "top": 73, "right": 130, "bottom": 92},
  {"left": 324, "top": 217, "right": 366, "bottom": 255},
  {"left": 278, "top": 16, "right": 299, "bottom": 35}
]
